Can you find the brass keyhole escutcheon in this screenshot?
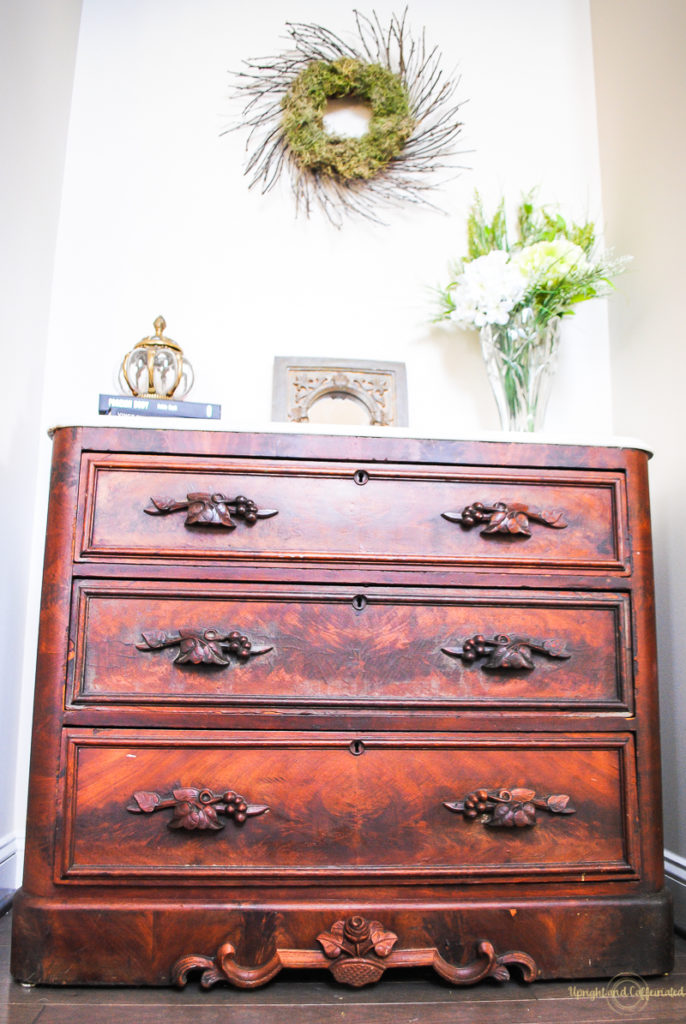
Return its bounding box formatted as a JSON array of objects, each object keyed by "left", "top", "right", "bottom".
[
  {"left": 352, "top": 595, "right": 368, "bottom": 612},
  {"left": 353, "top": 469, "right": 369, "bottom": 486},
  {"left": 349, "top": 739, "right": 366, "bottom": 756}
]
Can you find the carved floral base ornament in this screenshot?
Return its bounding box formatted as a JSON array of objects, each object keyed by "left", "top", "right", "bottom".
[
  {"left": 227, "top": 10, "right": 464, "bottom": 226},
  {"left": 172, "top": 915, "right": 537, "bottom": 989}
]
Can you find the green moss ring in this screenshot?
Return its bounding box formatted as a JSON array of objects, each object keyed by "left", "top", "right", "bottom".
[
  {"left": 282, "top": 57, "right": 415, "bottom": 180},
  {"left": 228, "top": 12, "right": 464, "bottom": 226}
]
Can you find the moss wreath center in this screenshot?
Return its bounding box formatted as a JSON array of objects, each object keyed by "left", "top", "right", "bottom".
[{"left": 281, "top": 57, "right": 416, "bottom": 181}]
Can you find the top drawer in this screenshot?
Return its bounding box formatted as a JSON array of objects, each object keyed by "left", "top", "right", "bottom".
[{"left": 76, "top": 453, "right": 629, "bottom": 573}]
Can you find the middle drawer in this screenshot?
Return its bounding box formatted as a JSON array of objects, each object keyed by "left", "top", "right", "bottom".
[{"left": 68, "top": 580, "right": 633, "bottom": 712}]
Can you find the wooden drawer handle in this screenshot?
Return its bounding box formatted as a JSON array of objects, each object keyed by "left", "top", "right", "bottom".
[
  {"left": 442, "top": 501, "right": 567, "bottom": 537},
  {"left": 442, "top": 633, "right": 570, "bottom": 670},
  {"left": 136, "top": 627, "right": 272, "bottom": 666},
  {"left": 444, "top": 786, "right": 576, "bottom": 828},
  {"left": 172, "top": 914, "right": 537, "bottom": 989},
  {"left": 144, "top": 492, "right": 278, "bottom": 529},
  {"left": 127, "top": 787, "right": 269, "bottom": 831}
]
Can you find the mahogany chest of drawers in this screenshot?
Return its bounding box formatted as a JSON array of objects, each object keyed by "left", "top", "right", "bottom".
[{"left": 11, "top": 426, "right": 673, "bottom": 988}]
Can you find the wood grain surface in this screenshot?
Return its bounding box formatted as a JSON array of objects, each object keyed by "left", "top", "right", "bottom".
[{"left": 9, "top": 426, "right": 673, "bottom": 989}]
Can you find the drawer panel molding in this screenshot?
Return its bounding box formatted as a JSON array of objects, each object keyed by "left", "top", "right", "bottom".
[
  {"left": 69, "top": 580, "right": 633, "bottom": 711},
  {"left": 58, "top": 730, "right": 639, "bottom": 883},
  {"left": 172, "top": 916, "right": 537, "bottom": 989},
  {"left": 77, "top": 453, "right": 629, "bottom": 572}
]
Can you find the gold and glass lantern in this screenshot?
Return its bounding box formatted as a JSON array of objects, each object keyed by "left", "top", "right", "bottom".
[{"left": 119, "top": 316, "right": 194, "bottom": 399}]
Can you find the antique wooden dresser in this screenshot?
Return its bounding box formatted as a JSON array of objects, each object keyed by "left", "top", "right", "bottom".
[{"left": 11, "top": 425, "right": 673, "bottom": 988}]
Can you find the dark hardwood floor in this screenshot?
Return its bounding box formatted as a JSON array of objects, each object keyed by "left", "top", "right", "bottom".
[{"left": 2, "top": 909, "right": 684, "bottom": 1024}]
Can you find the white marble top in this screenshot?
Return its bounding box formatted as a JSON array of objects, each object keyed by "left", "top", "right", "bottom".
[{"left": 48, "top": 417, "right": 654, "bottom": 455}]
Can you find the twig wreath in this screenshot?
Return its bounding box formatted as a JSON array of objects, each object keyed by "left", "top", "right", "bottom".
[{"left": 227, "top": 9, "right": 465, "bottom": 226}]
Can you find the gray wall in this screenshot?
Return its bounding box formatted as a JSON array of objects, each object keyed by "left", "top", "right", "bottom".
[
  {"left": 0, "top": 0, "right": 83, "bottom": 888},
  {"left": 591, "top": 0, "right": 686, "bottom": 928}
]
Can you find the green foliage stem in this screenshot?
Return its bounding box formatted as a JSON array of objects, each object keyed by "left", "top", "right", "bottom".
[
  {"left": 467, "top": 192, "right": 509, "bottom": 258},
  {"left": 438, "top": 189, "right": 628, "bottom": 329}
]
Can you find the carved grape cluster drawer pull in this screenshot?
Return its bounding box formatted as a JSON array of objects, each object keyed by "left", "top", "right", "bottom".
[
  {"left": 442, "top": 501, "right": 567, "bottom": 537},
  {"left": 172, "top": 914, "right": 537, "bottom": 989},
  {"left": 127, "top": 787, "right": 269, "bottom": 830},
  {"left": 145, "top": 492, "right": 278, "bottom": 528},
  {"left": 442, "top": 633, "right": 570, "bottom": 670},
  {"left": 136, "top": 627, "right": 272, "bottom": 666},
  {"left": 445, "top": 787, "right": 576, "bottom": 828}
]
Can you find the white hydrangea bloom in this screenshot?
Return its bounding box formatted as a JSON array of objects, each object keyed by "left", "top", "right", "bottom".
[
  {"left": 449, "top": 250, "right": 528, "bottom": 328},
  {"left": 512, "top": 239, "right": 589, "bottom": 289}
]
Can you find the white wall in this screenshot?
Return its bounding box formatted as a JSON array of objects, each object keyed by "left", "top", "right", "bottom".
[
  {"left": 0, "top": 0, "right": 83, "bottom": 891},
  {"left": 591, "top": 0, "right": 686, "bottom": 929},
  {"left": 40, "top": 0, "right": 610, "bottom": 438},
  {"left": 7, "top": 0, "right": 614, "bottom": 888}
]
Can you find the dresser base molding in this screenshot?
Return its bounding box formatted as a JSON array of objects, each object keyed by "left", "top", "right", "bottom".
[
  {"left": 10, "top": 890, "right": 673, "bottom": 987},
  {"left": 173, "top": 924, "right": 536, "bottom": 989}
]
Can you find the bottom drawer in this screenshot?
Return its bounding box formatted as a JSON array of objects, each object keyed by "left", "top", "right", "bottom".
[{"left": 58, "top": 730, "right": 638, "bottom": 883}]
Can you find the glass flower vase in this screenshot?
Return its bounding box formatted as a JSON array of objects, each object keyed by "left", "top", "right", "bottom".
[{"left": 479, "top": 309, "right": 561, "bottom": 432}]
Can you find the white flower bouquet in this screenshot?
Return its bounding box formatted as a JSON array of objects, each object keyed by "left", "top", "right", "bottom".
[
  {"left": 437, "top": 191, "right": 629, "bottom": 330},
  {"left": 436, "top": 192, "right": 630, "bottom": 430}
]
